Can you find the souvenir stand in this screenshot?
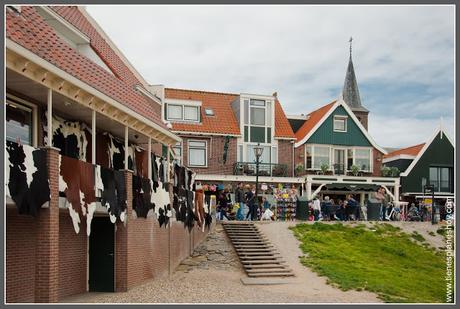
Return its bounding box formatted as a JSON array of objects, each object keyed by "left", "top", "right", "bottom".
[{"left": 273, "top": 184, "right": 298, "bottom": 221}]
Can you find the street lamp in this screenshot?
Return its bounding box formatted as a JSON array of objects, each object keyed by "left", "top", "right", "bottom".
[{"left": 253, "top": 143, "right": 264, "bottom": 217}]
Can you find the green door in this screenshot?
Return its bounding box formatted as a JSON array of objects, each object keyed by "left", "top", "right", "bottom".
[{"left": 89, "top": 217, "right": 115, "bottom": 292}]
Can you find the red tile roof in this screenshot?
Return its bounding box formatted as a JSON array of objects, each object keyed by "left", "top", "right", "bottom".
[
  {"left": 384, "top": 143, "right": 425, "bottom": 159},
  {"left": 165, "top": 88, "right": 240, "bottom": 135},
  {"left": 6, "top": 6, "right": 167, "bottom": 130},
  {"left": 295, "top": 101, "right": 336, "bottom": 142},
  {"left": 164, "top": 88, "right": 296, "bottom": 138},
  {"left": 274, "top": 99, "right": 295, "bottom": 139}
]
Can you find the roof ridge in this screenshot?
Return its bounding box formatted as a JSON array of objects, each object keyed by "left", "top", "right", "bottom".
[{"left": 165, "top": 87, "right": 239, "bottom": 96}]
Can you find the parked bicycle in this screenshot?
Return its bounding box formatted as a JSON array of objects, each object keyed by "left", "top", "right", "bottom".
[{"left": 384, "top": 202, "right": 402, "bottom": 221}]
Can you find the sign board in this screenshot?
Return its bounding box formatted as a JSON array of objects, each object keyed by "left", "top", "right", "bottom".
[{"left": 423, "top": 199, "right": 433, "bottom": 205}]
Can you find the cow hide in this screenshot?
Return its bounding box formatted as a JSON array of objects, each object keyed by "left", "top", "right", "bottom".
[
  {"left": 6, "top": 141, "right": 50, "bottom": 216},
  {"left": 132, "top": 175, "right": 153, "bottom": 218},
  {"left": 43, "top": 114, "right": 89, "bottom": 161},
  {"left": 105, "top": 133, "right": 138, "bottom": 171},
  {"left": 99, "top": 167, "right": 127, "bottom": 223},
  {"left": 151, "top": 156, "right": 171, "bottom": 227},
  {"left": 59, "top": 155, "right": 96, "bottom": 235}
]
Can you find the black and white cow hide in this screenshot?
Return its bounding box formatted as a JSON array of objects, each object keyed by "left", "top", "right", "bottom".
[
  {"left": 105, "top": 133, "right": 137, "bottom": 171},
  {"left": 98, "top": 166, "right": 127, "bottom": 223},
  {"left": 6, "top": 141, "right": 50, "bottom": 216},
  {"left": 150, "top": 156, "right": 171, "bottom": 227},
  {"left": 132, "top": 175, "right": 153, "bottom": 218},
  {"left": 43, "top": 114, "right": 89, "bottom": 161}
]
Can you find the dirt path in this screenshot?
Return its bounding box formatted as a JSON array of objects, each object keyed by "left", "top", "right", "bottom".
[{"left": 62, "top": 222, "right": 384, "bottom": 303}]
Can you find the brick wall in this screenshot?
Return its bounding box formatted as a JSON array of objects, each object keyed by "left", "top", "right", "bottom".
[
  {"left": 179, "top": 135, "right": 237, "bottom": 175},
  {"left": 372, "top": 148, "right": 384, "bottom": 177},
  {"left": 34, "top": 147, "right": 60, "bottom": 303},
  {"left": 58, "top": 212, "right": 87, "bottom": 299},
  {"left": 7, "top": 161, "right": 214, "bottom": 302},
  {"left": 277, "top": 140, "right": 294, "bottom": 177},
  {"left": 6, "top": 209, "right": 37, "bottom": 303}
]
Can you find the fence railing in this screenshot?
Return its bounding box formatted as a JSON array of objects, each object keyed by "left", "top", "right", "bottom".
[{"left": 233, "top": 162, "right": 288, "bottom": 177}]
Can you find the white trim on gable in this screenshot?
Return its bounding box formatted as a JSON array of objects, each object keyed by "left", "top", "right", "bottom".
[
  {"left": 400, "top": 127, "right": 454, "bottom": 177},
  {"left": 294, "top": 99, "right": 387, "bottom": 154}
]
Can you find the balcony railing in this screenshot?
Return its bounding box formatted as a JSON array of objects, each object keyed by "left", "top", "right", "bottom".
[{"left": 233, "top": 162, "right": 288, "bottom": 177}]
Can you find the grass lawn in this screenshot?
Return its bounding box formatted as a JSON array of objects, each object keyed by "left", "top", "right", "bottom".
[{"left": 290, "top": 222, "right": 451, "bottom": 303}]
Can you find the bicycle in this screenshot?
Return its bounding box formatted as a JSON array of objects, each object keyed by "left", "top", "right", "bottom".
[{"left": 385, "top": 202, "right": 401, "bottom": 221}]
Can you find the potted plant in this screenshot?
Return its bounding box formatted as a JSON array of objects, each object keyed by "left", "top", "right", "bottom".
[
  {"left": 350, "top": 164, "right": 360, "bottom": 176},
  {"left": 320, "top": 163, "right": 329, "bottom": 175},
  {"left": 295, "top": 163, "right": 304, "bottom": 176},
  {"left": 390, "top": 166, "right": 400, "bottom": 177},
  {"left": 381, "top": 166, "right": 391, "bottom": 177}
]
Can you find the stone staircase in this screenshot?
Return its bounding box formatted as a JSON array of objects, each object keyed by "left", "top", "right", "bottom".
[{"left": 222, "top": 222, "right": 294, "bottom": 278}]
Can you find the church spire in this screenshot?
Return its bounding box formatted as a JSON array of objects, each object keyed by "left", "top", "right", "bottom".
[{"left": 342, "top": 37, "right": 367, "bottom": 112}]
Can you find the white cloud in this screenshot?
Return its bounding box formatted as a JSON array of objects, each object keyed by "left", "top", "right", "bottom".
[{"left": 86, "top": 5, "right": 454, "bottom": 147}]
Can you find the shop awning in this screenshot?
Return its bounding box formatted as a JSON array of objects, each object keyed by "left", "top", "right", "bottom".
[{"left": 324, "top": 183, "right": 379, "bottom": 192}]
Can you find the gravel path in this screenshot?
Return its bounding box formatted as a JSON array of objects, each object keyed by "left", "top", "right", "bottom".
[{"left": 61, "top": 221, "right": 444, "bottom": 303}]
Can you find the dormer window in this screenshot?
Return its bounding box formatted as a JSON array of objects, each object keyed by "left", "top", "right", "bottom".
[
  {"left": 35, "top": 7, "right": 115, "bottom": 76},
  {"left": 164, "top": 99, "right": 201, "bottom": 123}
]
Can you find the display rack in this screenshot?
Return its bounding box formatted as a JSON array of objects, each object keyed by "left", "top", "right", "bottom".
[{"left": 275, "top": 197, "right": 296, "bottom": 221}]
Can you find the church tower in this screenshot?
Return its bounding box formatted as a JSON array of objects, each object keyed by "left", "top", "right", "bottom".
[{"left": 342, "top": 37, "right": 369, "bottom": 129}]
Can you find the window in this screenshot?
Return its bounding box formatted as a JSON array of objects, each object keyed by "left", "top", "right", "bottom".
[
  {"left": 355, "top": 148, "right": 371, "bottom": 171},
  {"left": 313, "top": 146, "right": 330, "bottom": 169},
  {"left": 250, "top": 107, "right": 265, "bottom": 126},
  {"left": 247, "top": 145, "right": 271, "bottom": 164},
  {"left": 184, "top": 106, "right": 199, "bottom": 121},
  {"left": 6, "top": 100, "right": 34, "bottom": 146},
  {"left": 250, "top": 99, "right": 265, "bottom": 106},
  {"left": 347, "top": 149, "right": 354, "bottom": 170},
  {"left": 305, "top": 145, "right": 312, "bottom": 169},
  {"left": 188, "top": 140, "right": 207, "bottom": 167},
  {"left": 166, "top": 103, "right": 200, "bottom": 122},
  {"left": 429, "top": 167, "right": 452, "bottom": 192},
  {"left": 333, "top": 116, "right": 347, "bottom": 132},
  {"left": 205, "top": 108, "right": 214, "bottom": 116},
  {"left": 238, "top": 144, "right": 243, "bottom": 161},
  {"left": 172, "top": 142, "right": 182, "bottom": 165},
  {"left": 167, "top": 104, "right": 182, "bottom": 120}
]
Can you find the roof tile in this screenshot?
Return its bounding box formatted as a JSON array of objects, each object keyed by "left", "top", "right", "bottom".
[
  {"left": 294, "top": 101, "right": 336, "bottom": 142},
  {"left": 6, "top": 6, "right": 167, "bottom": 130},
  {"left": 384, "top": 143, "right": 425, "bottom": 159}
]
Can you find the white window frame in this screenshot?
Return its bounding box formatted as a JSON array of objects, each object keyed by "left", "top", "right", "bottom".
[
  {"left": 188, "top": 139, "right": 208, "bottom": 167},
  {"left": 353, "top": 147, "right": 373, "bottom": 172},
  {"left": 333, "top": 115, "right": 348, "bottom": 132},
  {"left": 165, "top": 100, "right": 201, "bottom": 123},
  {"left": 183, "top": 105, "right": 199, "bottom": 121},
  {"left": 6, "top": 94, "right": 38, "bottom": 147},
  {"left": 167, "top": 104, "right": 183, "bottom": 120}
]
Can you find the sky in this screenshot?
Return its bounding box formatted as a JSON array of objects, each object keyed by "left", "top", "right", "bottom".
[{"left": 86, "top": 5, "right": 455, "bottom": 149}]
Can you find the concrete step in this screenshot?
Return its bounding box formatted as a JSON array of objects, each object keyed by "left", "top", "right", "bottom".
[
  {"left": 243, "top": 264, "right": 288, "bottom": 269},
  {"left": 241, "top": 259, "right": 286, "bottom": 264},
  {"left": 246, "top": 268, "right": 293, "bottom": 274},
  {"left": 248, "top": 272, "right": 295, "bottom": 277}
]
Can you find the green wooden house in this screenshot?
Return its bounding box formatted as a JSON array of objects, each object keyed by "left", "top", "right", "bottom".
[{"left": 383, "top": 127, "right": 454, "bottom": 203}]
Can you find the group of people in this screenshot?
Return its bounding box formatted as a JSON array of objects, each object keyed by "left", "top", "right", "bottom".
[
  {"left": 310, "top": 194, "right": 361, "bottom": 221},
  {"left": 216, "top": 182, "right": 263, "bottom": 221}
]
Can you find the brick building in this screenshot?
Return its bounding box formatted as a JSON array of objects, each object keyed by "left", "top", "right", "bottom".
[
  {"left": 5, "top": 6, "right": 211, "bottom": 303},
  {"left": 160, "top": 88, "right": 304, "bottom": 188}
]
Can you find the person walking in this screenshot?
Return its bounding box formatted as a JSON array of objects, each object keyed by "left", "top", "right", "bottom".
[
  {"left": 245, "top": 185, "right": 256, "bottom": 221},
  {"left": 234, "top": 182, "right": 245, "bottom": 221},
  {"left": 312, "top": 197, "right": 321, "bottom": 221}
]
